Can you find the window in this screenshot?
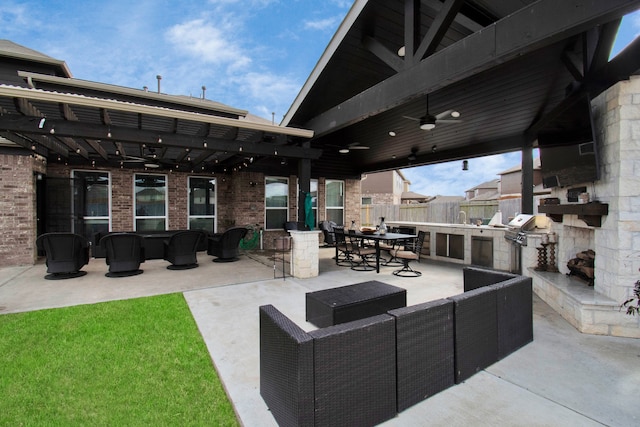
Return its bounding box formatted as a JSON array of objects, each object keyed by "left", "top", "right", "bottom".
[
  {"left": 266, "top": 177, "right": 288, "bottom": 230},
  {"left": 134, "top": 174, "right": 167, "bottom": 231},
  {"left": 326, "top": 180, "right": 344, "bottom": 226},
  {"left": 72, "top": 170, "right": 111, "bottom": 239},
  {"left": 189, "top": 177, "right": 216, "bottom": 233},
  {"left": 362, "top": 197, "right": 372, "bottom": 205}
]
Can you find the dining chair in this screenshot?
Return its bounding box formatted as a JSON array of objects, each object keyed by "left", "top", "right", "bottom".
[
  {"left": 392, "top": 231, "right": 427, "bottom": 277},
  {"left": 347, "top": 229, "right": 377, "bottom": 271},
  {"left": 333, "top": 227, "right": 353, "bottom": 266}
]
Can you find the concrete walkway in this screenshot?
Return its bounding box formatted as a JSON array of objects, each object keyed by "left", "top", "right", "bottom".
[{"left": 2, "top": 248, "right": 639, "bottom": 426}]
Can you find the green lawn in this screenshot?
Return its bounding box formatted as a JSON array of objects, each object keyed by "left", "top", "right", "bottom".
[{"left": 0, "top": 294, "right": 239, "bottom": 426}]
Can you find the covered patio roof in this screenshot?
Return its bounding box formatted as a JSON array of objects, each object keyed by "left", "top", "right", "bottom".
[
  {"left": 0, "top": 40, "right": 316, "bottom": 175},
  {"left": 284, "top": 0, "right": 640, "bottom": 179}
]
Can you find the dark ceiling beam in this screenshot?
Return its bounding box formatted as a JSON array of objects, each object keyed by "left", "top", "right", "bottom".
[
  {"left": 403, "top": 0, "right": 420, "bottom": 67},
  {"left": 422, "top": 0, "right": 483, "bottom": 33},
  {"left": 414, "top": 0, "right": 464, "bottom": 61},
  {"left": 528, "top": 34, "right": 640, "bottom": 138},
  {"left": 304, "top": 0, "right": 640, "bottom": 137},
  {"left": 362, "top": 36, "right": 404, "bottom": 72},
  {"left": 58, "top": 136, "right": 89, "bottom": 159},
  {"left": 588, "top": 19, "right": 622, "bottom": 73},
  {"left": 60, "top": 102, "right": 109, "bottom": 159},
  {"left": 0, "top": 115, "right": 322, "bottom": 160}
]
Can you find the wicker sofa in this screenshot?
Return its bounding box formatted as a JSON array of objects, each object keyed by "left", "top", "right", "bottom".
[{"left": 260, "top": 266, "right": 533, "bottom": 427}]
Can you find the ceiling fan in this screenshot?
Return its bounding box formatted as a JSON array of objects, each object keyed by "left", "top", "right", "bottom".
[
  {"left": 404, "top": 95, "right": 461, "bottom": 130},
  {"left": 119, "top": 147, "right": 165, "bottom": 168},
  {"left": 332, "top": 142, "right": 370, "bottom": 154}
]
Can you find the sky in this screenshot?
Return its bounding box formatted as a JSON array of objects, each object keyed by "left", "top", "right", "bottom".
[{"left": 1, "top": 1, "right": 639, "bottom": 197}]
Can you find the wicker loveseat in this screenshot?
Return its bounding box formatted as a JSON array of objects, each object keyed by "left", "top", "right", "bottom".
[{"left": 260, "top": 267, "right": 533, "bottom": 427}]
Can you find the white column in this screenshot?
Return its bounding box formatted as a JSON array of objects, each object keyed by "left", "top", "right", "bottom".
[{"left": 288, "top": 231, "right": 321, "bottom": 278}]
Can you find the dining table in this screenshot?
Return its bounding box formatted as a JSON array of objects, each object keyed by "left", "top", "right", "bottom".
[{"left": 348, "top": 231, "right": 417, "bottom": 273}]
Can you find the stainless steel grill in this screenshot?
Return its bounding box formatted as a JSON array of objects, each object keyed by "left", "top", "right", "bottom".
[{"left": 504, "top": 214, "right": 537, "bottom": 274}]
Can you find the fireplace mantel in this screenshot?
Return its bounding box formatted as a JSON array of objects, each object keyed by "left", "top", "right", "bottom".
[{"left": 538, "top": 202, "right": 609, "bottom": 227}]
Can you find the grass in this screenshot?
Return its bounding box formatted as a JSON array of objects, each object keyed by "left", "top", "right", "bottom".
[{"left": 0, "top": 293, "right": 239, "bottom": 426}]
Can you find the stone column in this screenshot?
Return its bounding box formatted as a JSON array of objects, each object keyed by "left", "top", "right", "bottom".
[{"left": 289, "top": 230, "right": 321, "bottom": 278}]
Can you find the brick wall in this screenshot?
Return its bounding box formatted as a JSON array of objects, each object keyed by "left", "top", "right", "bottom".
[
  {"left": 0, "top": 154, "right": 39, "bottom": 266},
  {"left": 3, "top": 159, "right": 362, "bottom": 266}
]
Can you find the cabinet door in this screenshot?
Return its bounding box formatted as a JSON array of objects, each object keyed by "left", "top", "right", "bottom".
[
  {"left": 449, "top": 234, "right": 464, "bottom": 260},
  {"left": 472, "top": 237, "right": 493, "bottom": 267}
]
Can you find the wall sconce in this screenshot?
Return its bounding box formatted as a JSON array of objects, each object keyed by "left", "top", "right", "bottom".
[{"left": 462, "top": 160, "right": 469, "bottom": 171}]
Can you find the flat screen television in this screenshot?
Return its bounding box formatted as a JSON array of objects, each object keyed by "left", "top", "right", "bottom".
[{"left": 538, "top": 95, "right": 600, "bottom": 188}]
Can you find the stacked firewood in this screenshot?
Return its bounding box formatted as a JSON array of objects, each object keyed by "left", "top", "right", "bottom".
[{"left": 567, "top": 249, "right": 595, "bottom": 285}]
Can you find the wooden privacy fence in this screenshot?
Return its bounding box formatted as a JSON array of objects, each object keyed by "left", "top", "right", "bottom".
[{"left": 361, "top": 198, "right": 528, "bottom": 226}]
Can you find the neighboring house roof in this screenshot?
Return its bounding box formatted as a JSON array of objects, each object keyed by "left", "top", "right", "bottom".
[
  {"left": 465, "top": 178, "right": 500, "bottom": 192},
  {"left": 499, "top": 157, "right": 542, "bottom": 175},
  {"left": 0, "top": 39, "right": 72, "bottom": 77},
  {"left": 401, "top": 191, "right": 431, "bottom": 202},
  {"left": 468, "top": 190, "right": 500, "bottom": 202},
  {"left": 429, "top": 195, "right": 465, "bottom": 203}
]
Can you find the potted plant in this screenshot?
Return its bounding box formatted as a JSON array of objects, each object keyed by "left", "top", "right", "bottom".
[{"left": 621, "top": 270, "right": 640, "bottom": 316}]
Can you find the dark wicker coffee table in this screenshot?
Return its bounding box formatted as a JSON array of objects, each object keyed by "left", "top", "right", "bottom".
[{"left": 306, "top": 280, "right": 406, "bottom": 327}]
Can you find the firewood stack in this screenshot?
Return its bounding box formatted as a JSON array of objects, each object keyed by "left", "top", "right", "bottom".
[{"left": 567, "top": 249, "right": 595, "bottom": 285}]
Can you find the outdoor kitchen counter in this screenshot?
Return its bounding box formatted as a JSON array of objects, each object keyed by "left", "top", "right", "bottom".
[{"left": 386, "top": 221, "right": 517, "bottom": 272}]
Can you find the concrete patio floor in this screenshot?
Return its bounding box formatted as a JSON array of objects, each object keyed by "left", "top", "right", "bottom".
[{"left": 1, "top": 247, "right": 639, "bottom": 426}]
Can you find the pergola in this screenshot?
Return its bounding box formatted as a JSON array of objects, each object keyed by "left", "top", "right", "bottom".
[{"left": 0, "top": 40, "right": 317, "bottom": 176}]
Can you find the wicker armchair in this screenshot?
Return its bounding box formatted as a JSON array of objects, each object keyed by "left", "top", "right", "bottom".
[
  {"left": 207, "top": 226, "right": 247, "bottom": 262},
  {"left": 36, "top": 233, "right": 90, "bottom": 280}
]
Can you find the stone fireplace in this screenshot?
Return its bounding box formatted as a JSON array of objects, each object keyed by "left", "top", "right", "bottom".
[{"left": 527, "top": 77, "right": 640, "bottom": 339}]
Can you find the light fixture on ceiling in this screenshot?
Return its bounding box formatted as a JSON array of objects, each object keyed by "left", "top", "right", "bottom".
[
  {"left": 339, "top": 148, "right": 350, "bottom": 154},
  {"left": 398, "top": 46, "right": 405, "bottom": 57},
  {"left": 451, "top": 111, "right": 461, "bottom": 118},
  {"left": 388, "top": 131, "right": 396, "bottom": 137},
  {"left": 419, "top": 116, "right": 436, "bottom": 130},
  {"left": 431, "top": 145, "right": 437, "bottom": 153},
  {"left": 462, "top": 160, "right": 469, "bottom": 171}
]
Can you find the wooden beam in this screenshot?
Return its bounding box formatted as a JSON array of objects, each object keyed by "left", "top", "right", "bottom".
[
  {"left": 414, "top": 0, "right": 464, "bottom": 61},
  {"left": 0, "top": 115, "right": 323, "bottom": 160},
  {"left": 362, "top": 36, "right": 404, "bottom": 72},
  {"left": 304, "top": 0, "right": 640, "bottom": 136},
  {"left": 403, "top": 0, "right": 420, "bottom": 67}
]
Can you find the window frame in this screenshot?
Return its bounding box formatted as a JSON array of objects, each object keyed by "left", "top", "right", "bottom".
[
  {"left": 325, "top": 179, "right": 345, "bottom": 226},
  {"left": 71, "top": 169, "right": 112, "bottom": 236},
  {"left": 188, "top": 176, "right": 217, "bottom": 233},
  {"left": 265, "top": 176, "right": 289, "bottom": 230},
  {"left": 133, "top": 173, "right": 168, "bottom": 232}
]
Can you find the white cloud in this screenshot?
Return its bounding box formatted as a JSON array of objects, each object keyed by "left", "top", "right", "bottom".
[
  {"left": 304, "top": 16, "right": 343, "bottom": 32},
  {"left": 166, "top": 18, "right": 252, "bottom": 71}
]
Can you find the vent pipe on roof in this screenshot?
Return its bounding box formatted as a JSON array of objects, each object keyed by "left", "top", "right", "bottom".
[
  {"left": 202, "top": 86, "right": 206, "bottom": 99},
  {"left": 143, "top": 86, "right": 148, "bottom": 92},
  {"left": 156, "top": 75, "right": 162, "bottom": 93},
  {"left": 272, "top": 112, "right": 275, "bottom": 125}
]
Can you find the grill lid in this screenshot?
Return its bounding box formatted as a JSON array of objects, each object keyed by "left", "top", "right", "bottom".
[{"left": 508, "top": 214, "right": 536, "bottom": 231}]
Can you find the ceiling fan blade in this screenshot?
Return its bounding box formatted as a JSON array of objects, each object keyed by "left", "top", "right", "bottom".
[
  {"left": 436, "top": 110, "right": 462, "bottom": 120},
  {"left": 435, "top": 119, "right": 463, "bottom": 124},
  {"left": 402, "top": 115, "right": 420, "bottom": 121},
  {"left": 349, "top": 145, "right": 370, "bottom": 149}
]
